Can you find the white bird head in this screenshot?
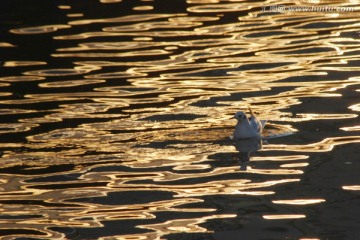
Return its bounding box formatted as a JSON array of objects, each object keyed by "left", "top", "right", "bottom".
[{"left": 234, "top": 111, "right": 247, "bottom": 121}]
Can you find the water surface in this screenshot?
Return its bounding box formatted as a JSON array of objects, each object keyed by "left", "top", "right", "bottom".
[{"left": 1, "top": 0, "right": 360, "bottom": 239}]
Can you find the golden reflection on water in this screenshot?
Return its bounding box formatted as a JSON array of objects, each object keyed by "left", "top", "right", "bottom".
[
  {"left": 340, "top": 126, "right": 360, "bottom": 131},
  {"left": 10, "top": 24, "right": 70, "bottom": 34},
  {"left": 263, "top": 214, "right": 306, "bottom": 220},
  {"left": 0, "top": 42, "right": 16, "bottom": 47},
  {"left": 3, "top": 61, "right": 47, "bottom": 67},
  {"left": 133, "top": 6, "right": 154, "bottom": 11},
  {"left": 272, "top": 199, "right": 326, "bottom": 205},
  {"left": 342, "top": 185, "right": 360, "bottom": 191},
  {"left": 138, "top": 214, "right": 236, "bottom": 237},
  {"left": 1, "top": 0, "right": 360, "bottom": 239}
]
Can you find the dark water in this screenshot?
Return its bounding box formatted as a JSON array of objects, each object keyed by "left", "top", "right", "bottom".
[{"left": 1, "top": 0, "right": 360, "bottom": 239}]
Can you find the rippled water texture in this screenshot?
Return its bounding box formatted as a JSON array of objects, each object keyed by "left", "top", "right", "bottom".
[{"left": 1, "top": 0, "right": 360, "bottom": 239}]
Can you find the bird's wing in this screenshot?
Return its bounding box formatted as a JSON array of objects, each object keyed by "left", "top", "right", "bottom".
[
  {"left": 248, "top": 107, "right": 267, "bottom": 132},
  {"left": 249, "top": 117, "right": 261, "bottom": 132},
  {"left": 260, "top": 120, "right": 267, "bottom": 129},
  {"left": 248, "top": 107, "right": 256, "bottom": 118}
]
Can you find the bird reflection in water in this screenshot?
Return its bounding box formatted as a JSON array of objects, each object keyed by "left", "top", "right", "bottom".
[
  {"left": 233, "top": 137, "right": 262, "bottom": 170},
  {"left": 232, "top": 108, "right": 265, "bottom": 170}
]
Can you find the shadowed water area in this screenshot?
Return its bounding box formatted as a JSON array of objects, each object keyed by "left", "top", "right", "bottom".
[{"left": 1, "top": 0, "right": 360, "bottom": 239}]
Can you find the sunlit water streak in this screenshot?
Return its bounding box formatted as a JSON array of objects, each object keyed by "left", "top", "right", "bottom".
[{"left": 1, "top": 0, "right": 360, "bottom": 239}]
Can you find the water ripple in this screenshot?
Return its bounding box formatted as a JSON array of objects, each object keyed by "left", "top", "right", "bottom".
[{"left": 1, "top": 0, "right": 360, "bottom": 239}]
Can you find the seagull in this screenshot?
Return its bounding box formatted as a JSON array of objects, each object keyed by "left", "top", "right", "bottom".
[{"left": 233, "top": 108, "right": 267, "bottom": 139}]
